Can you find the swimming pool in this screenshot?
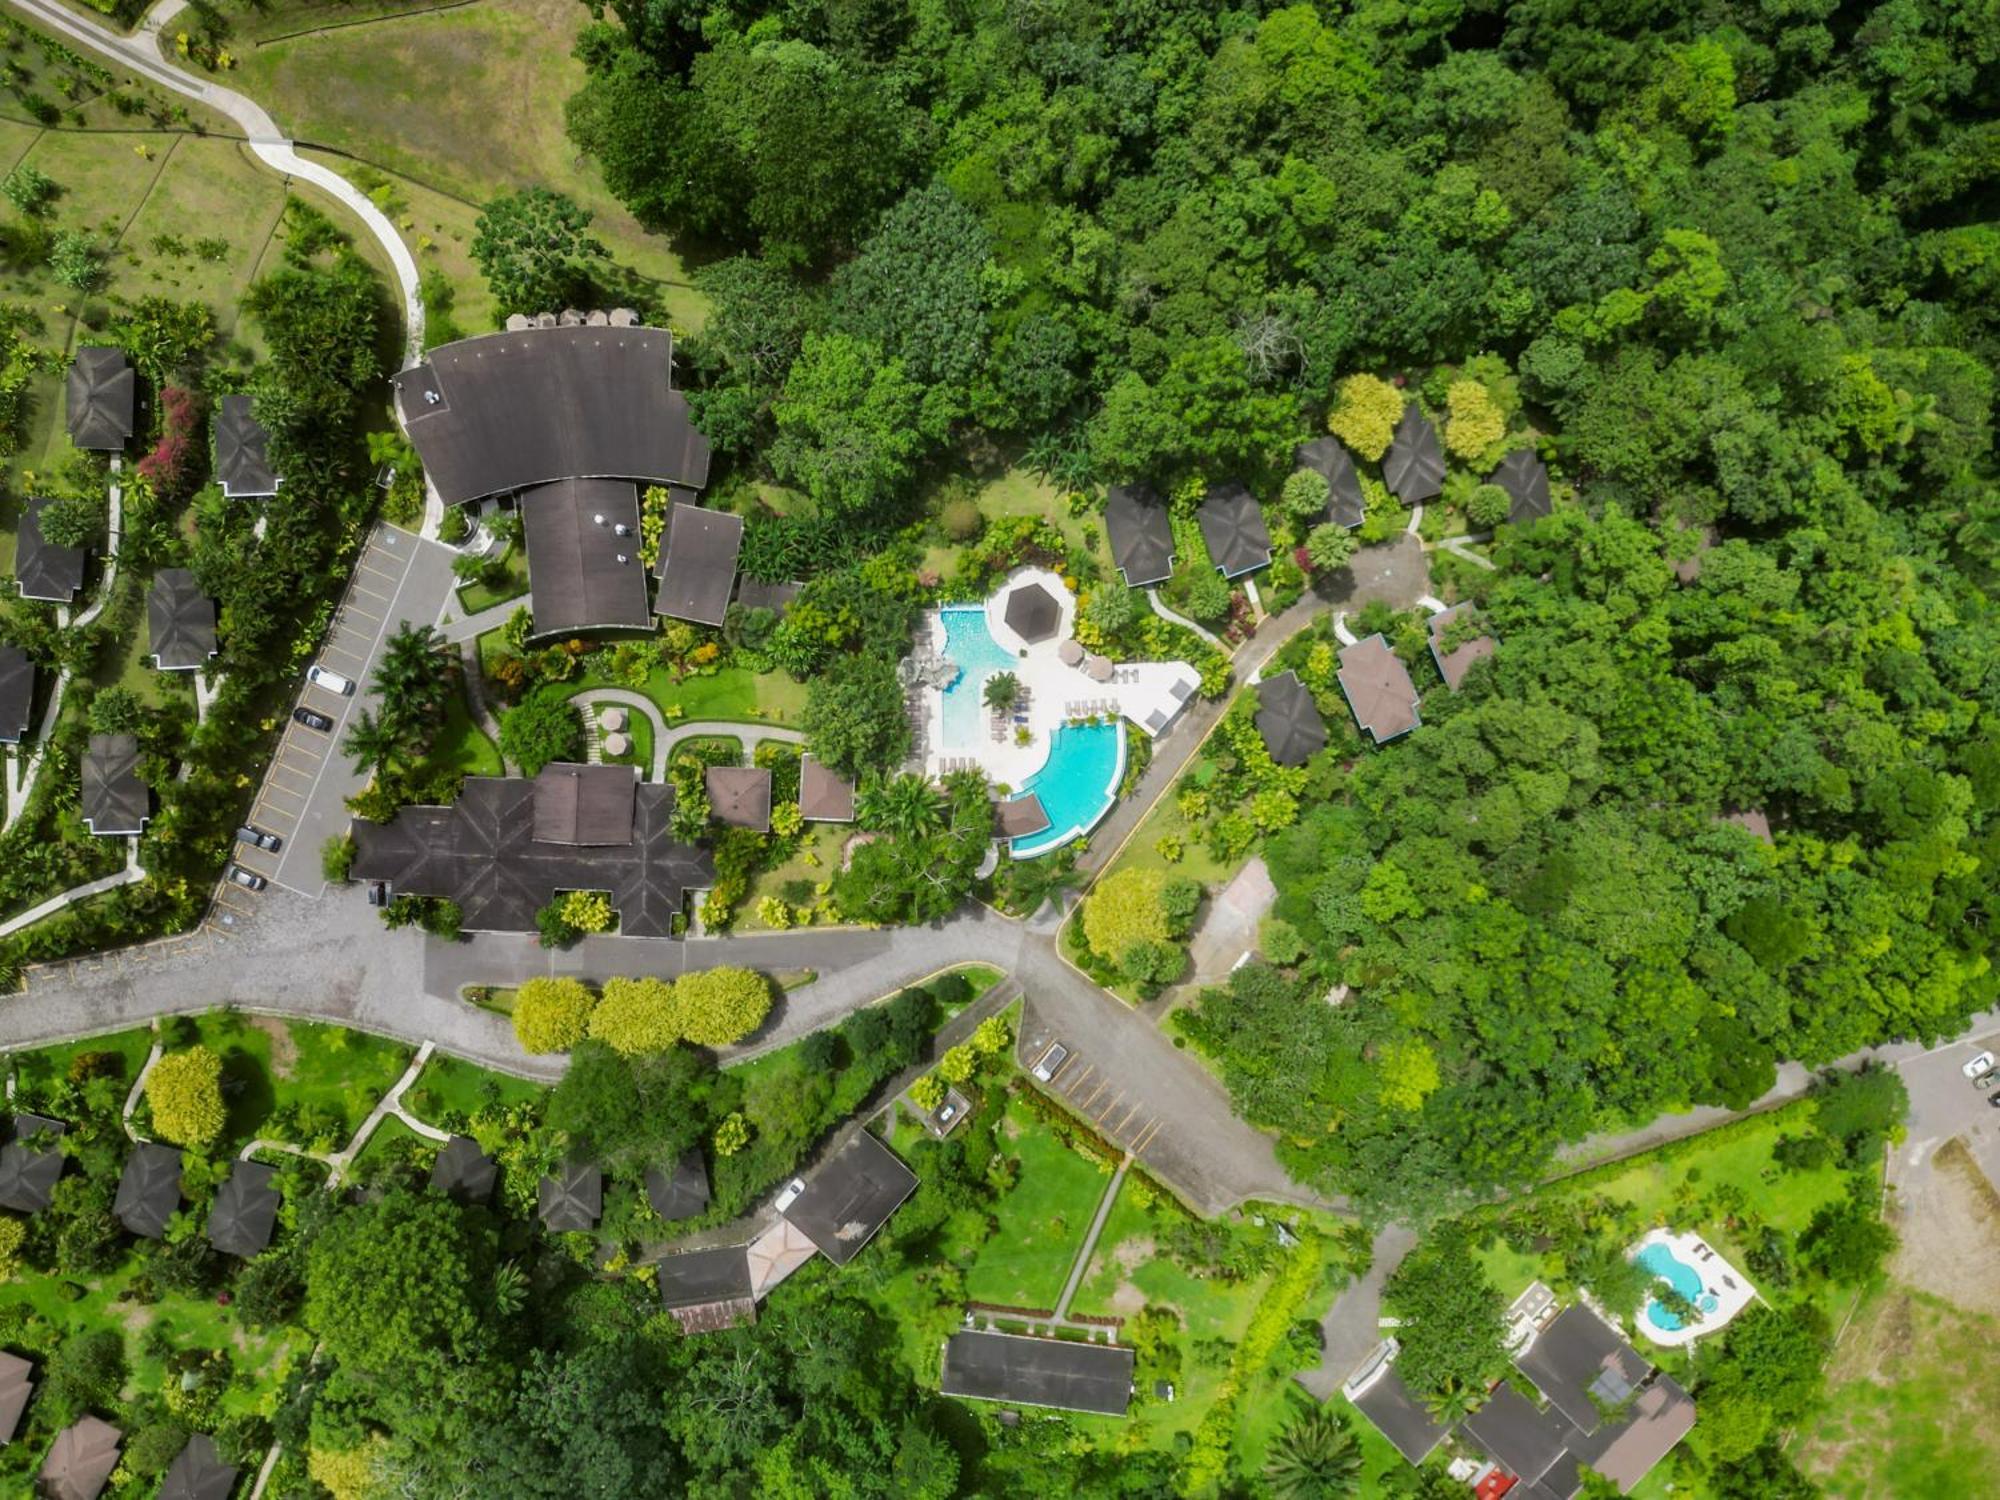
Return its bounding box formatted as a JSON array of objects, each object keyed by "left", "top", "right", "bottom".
[
  {"left": 938, "top": 607, "right": 1020, "bottom": 750},
  {"left": 1009, "top": 721, "right": 1125, "bottom": 858},
  {"left": 1636, "top": 1241, "right": 1720, "bottom": 1332}
]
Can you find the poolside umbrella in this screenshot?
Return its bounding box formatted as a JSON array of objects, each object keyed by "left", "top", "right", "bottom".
[
  {"left": 1084, "top": 653, "right": 1114, "bottom": 682},
  {"left": 1057, "top": 639, "right": 1084, "bottom": 667},
  {"left": 1003, "top": 582, "right": 1061, "bottom": 644}
]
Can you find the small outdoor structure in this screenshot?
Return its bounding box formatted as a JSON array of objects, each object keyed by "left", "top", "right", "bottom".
[
  {"left": 158, "top": 1433, "right": 240, "bottom": 1500},
  {"left": 1254, "top": 671, "right": 1327, "bottom": 766},
  {"left": 147, "top": 568, "right": 218, "bottom": 672},
  {"left": 1383, "top": 406, "right": 1446, "bottom": 505},
  {"left": 207, "top": 1160, "right": 280, "bottom": 1258},
  {"left": 1103, "top": 483, "right": 1175, "bottom": 586},
  {"left": 598, "top": 706, "right": 627, "bottom": 734},
  {"left": 519, "top": 477, "right": 651, "bottom": 636},
  {"left": 645, "top": 1150, "right": 709, "bottom": 1220},
  {"left": 0, "top": 1115, "right": 65, "bottom": 1214},
  {"left": 430, "top": 1135, "right": 497, "bottom": 1204},
  {"left": 798, "top": 755, "right": 855, "bottom": 823},
  {"left": 940, "top": 1330, "right": 1135, "bottom": 1418},
  {"left": 735, "top": 577, "right": 801, "bottom": 617},
  {"left": 214, "top": 393, "right": 280, "bottom": 499},
  {"left": 1056, "top": 639, "right": 1084, "bottom": 667},
  {"left": 655, "top": 1248, "right": 757, "bottom": 1335},
  {"left": 0, "top": 1351, "right": 33, "bottom": 1445},
  {"left": 1335, "top": 635, "right": 1421, "bottom": 745},
  {"left": 655, "top": 502, "right": 745, "bottom": 627},
  {"left": 705, "top": 765, "right": 772, "bottom": 832},
  {"left": 1002, "top": 580, "right": 1062, "bottom": 644},
  {"left": 922, "top": 1086, "right": 974, "bottom": 1139},
  {"left": 779, "top": 1129, "right": 918, "bottom": 1266},
  {"left": 1196, "top": 481, "right": 1272, "bottom": 578},
  {"left": 1427, "top": 603, "right": 1496, "bottom": 692},
  {"left": 0, "top": 645, "right": 34, "bottom": 744},
  {"left": 1295, "top": 436, "right": 1366, "bottom": 528},
  {"left": 114, "top": 1141, "right": 183, "bottom": 1239},
  {"left": 993, "top": 793, "right": 1051, "bottom": 841},
  {"left": 1493, "top": 448, "right": 1552, "bottom": 526},
  {"left": 40, "top": 1416, "right": 121, "bottom": 1500},
  {"left": 81, "top": 733, "right": 150, "bottom": 837},
  {"left": 603, "top": 731, "right": 631, "bottom": 758},
  {"left": 746, "top": 1216, "right": 818, "bottom": 1299},
  {"left": 14, "top": 498, "right": 88, "bottom": 605},
  {"left": 538, "top": 1161, "right": 602, "bottom": 1232},
  {"left": 65, "top": 347, "right": 135, "bottom": 453},
  {"left": 1084, "top": 652, "right": 1114, "bottom": 682}
]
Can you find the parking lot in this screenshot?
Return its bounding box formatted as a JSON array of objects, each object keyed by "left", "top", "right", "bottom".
[
  {"left": 214, "top": 525, "right": 457, "bottom": 924},
  {"left": 1022, "top": 1033, "right": 1166, "bottom": 1161}
]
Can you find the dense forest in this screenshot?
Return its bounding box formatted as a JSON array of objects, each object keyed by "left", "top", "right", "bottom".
[{"left": 565, "top": 0, "right": 1998, "bottom": 1220}]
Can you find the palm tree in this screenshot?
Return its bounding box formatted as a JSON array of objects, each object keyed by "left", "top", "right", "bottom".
[
  {"left": 341, "top": 707, "right": 403, "bottom": 776},
  {"left": 372, "top": 623, "right": 454, "bottom": 726},
  {"left": 856, "top": 774, "right": 945, "bottom": 841},
  {"left": 983, "top": 671, "right": 1020, "bottom": 715},
  {"left": 1263, "top": 1403, "right": 1361, "bottom": 1500},
  {"left": 1000, "top": 848, "right": 1082, "bottom": 919}
]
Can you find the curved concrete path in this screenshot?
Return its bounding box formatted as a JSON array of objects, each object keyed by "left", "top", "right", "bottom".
[
  {"left": 571, "top": 691, "right": 808, "bottom": 781},
  {"left": 7, "top": 0, "right": 423, "bottom": 359}
]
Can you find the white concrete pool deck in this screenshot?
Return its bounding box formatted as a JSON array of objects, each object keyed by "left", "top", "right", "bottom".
[
  {"left": 923, "top": 568, "right": 1199, "bottom": 788},
  {"left": 1630, "top": 1228, "right": 1757, "bottom": 1347}
]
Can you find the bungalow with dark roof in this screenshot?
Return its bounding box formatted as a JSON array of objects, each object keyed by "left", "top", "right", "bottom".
[
  {"left": 207, "top": 1160, "right": 280, "bottom": 1258},
  {"left": 1427, "top": 604, "right": 1496, "bottom": 692},
  {"left": 0, "top": 1351, "right": 32, "bottom": 1445},
  {"left": 1335, "top": 636, "right": 1421, "bottom": 744},
  {"left": 798, "top": 755, "right": 854, "bottom": 823},
  {"left": 431, "top": 1136, "right": 497, "bottom": 1204},
  {"left": 0, "top": 646, "right": 34, "bottom": 744},
  {"left": 1384, "top": 406, "right": 1446, "bottom": 505},
  {"left": 994, "top": 792, "right": 1051, "bottom": 841},
  {"left": 538, "top": 1160, "right": 602, "bottom": 1232},
  {"left": 519, "top": 478, "right": 652, "bottom": 637},
  {"left": 646, "top": 1150, "right": 709, "bottom": 1220},
  {"left": 1493, "top": 448, "right": 1552, "bottom": 526},
  {"left": 941, "top": 1330, "right": 1135, "bottom": 1417},
  {"left": 1103, "top": 483, "right": 1175, "bottom": 586},
  {"left": 1254, "top": 671, "right": 1327, "bottom": 767},
  {"left": 147, "top": 568, "right": 217, "bottom": 672},
  {"left": 1294, "top": 437, "right": 1366, "bottom": 528},
  {"left": 214, "top": 394, "right": 280, "bottom": 499},
  {"left": 705, "top": 765, "right": 772, "bottom": 832},
  {"left": 14, "top": 498, "right": 88, "bottom": 605},
  {"left": 41, "top": 1416, "right": 121, "bottom": 1500},
  {"left": 65, "top": 347, "right": 135, "bottom": 452},
  {"left": 779, "top": 1129, "right": 917, "bottom": 1267},
  {"left": 655, "top": 503, "right": 744, "bottom": 627},
  {"left": 158, "top": 1433, "right": 239, "bottom": 1500},
  {"left": 0, "top": 1115, "right": 65, "bottom": 1214},
  {"left": 735, "top": 576, "right": 800, "bottom": 617},
  {"left": 1196, "top": 482, "right": 1272, "bottom": 578},
  {"left": 656, "top": 1247, "right": 757, "bottom": 1335},
  {"left": 81, "top": 733, "right": 149, "bottom": 837},
  {"left": 114, "top": 1141, "right": 183, "bottom": 1239}
]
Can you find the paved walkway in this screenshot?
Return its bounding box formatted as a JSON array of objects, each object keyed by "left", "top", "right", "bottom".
[
  {"left": 441, "top": 593, "right": 530, "bottom": 645},
  {"left": 7, "top": 0, "right": 423, "bottom": 359},
  {"left": 1053, "top": 1154, "right": 1129, "bottom": 1320},
  {"left": 1145, "top": 588, "right": 1223, "bottom": 648},
  {"left": 0, "top": 842, "right": 145, "bottom": 939}
]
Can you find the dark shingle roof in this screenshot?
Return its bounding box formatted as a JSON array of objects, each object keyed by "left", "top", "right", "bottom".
[
  {"left": 531, "top": 763, "right": 637, "bottom": 846},
  {"left": 207, "top": 1160, "right": 280, "bottom": 1257},
  {"left": 1348, "top": 1366, "right": 1451, "bottom": 1465},
  {"left": 645, "top": 1149, "right": 709, "bottom": 1220},
  {"left": 1196, "top": 482, "right": 1272, "bottom": 578},
  {"left": 64, "top": 347, "right": 134, "bottom": 452},
  {"left": 81, "top": 733, "right": 149, "bottom": 836},
  {"left": 114, "top": 1141, "right": 182, "bottom": 1238},
  {"left": 797, "top": 755, "right": 854, "bottom": 823},
  {"left": 214, "top": 394, "right": 279, "bottom": 498},
  {"left": 0, "top": 646, "right": 34, "bottom": 743},
  {"left": 393, "top": 325, "right": 710, "bottom": 506},
  {"left": 1103, "top": 484, "right": 1175, "bottom": 586},
  {"left": 1426, "top": 604, "right": 1496, "bottom": 692},
  {"left": 15, "top": 498, "right": 88, "bottom": 603},
  {"left": 1295, "top": 437, "right": 1366, "bottom": 528},
  {"left": 1336, "top": 635, "right": 1421, "bottom": 745},
  {"left": 430, "top": 1135, "right": 497, "bottom": 1203},
  {"left": 1383, "top": 406, "right": 1446, "bottom": 505},
  {"left": 995, "top": 793, "right": 1051, "bottom": 839},
  {"left": 734, "top": 577, "right": 800, "bottom": 617},
  {"left": 656, "top": 1247, "right": 756, "bottom": 1332},
  {"left": 351, "top": 778, "right": 712, "bottom": 939},
  {"left": 148, "top": 568, "right": 217, "bottom": 671},
  {"left": 1516, "top": 1305, "right": 1654, "bottom": 1433},
  {"left": 1493, "top": 448, "right": 1551, "bottom": 525},
  {"left": 40, "top": 1415, "right": 121, "bottom": 1500},
  {"left": 538, "top": 1161, "right": 602, "bottom": 1232},
  {"left": 1002, "top": 581, "right": 1062, "bottom": 643},
  {"left": 941, "top": 1331, "right": 1134, "bottom": 1417},
  {"left": 0, "top": 1351, "right": 31, "bottom": 1445},
  {"left": 1462, "top": 1384, "right": 1575, "bottom": 1490},
  {"left": 519, "top": 478, "right": 652, "bottom": 636},
  {"left": 705, "top": 765, "right": 772, "bottom": 831},
  {"left": 0, "top": 1115, "right": 65, "bottom": 1214},
  {"left": 1568, "top": 1374, "right": 1696, "bottom": 1491},
  {"left": 655, "top": 503, "right": 744, "bottom": 626},
  {"left": 779, "top": 1130, "right": 916, "bottom": 1266},
  {"left": 1254, "top": 671, "right": 1327, "bottom": 766},
  {"left": 157, "top": 1433, "right": 239, "bottom": 1500}
]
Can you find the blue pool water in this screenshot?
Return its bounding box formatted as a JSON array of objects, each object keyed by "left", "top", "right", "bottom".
[
  {"left": 938, "top": 607, "right": 1020, "bottom": 750},
  {"left": 1637, "top": 1242, "right": 1720, "bottom": 1331},
  {"left": 1009, "top": 721, "right": 1125, "bottom": 859}
]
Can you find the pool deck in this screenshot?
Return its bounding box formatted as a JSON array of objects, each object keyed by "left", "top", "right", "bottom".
[{"left": 1631, "top": 1228, "right": 1757, "bottom": 1347}]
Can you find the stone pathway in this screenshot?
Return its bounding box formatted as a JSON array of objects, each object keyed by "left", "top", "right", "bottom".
[
  {"left": 1052, "top": 1154, "right": 1130, "bottom": 1322},
  {"left": 0, "top": 842, "right": 146, "bottom": 940},
  {"left": 1146, "top": 588, "right": 1223, "bottom": 648}
]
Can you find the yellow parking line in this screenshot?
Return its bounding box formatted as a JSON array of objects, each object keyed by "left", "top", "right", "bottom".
[
  {"left": 1049, "top": 1054, "right": 1080, "bottom": 1087},
  {"left": 357, "top": 560, "right": 400, "bottom": 583},
  {"left": 1131, "top": 1119, "right": 1163, "bottom": 1153},
  {"left": 349, "top": 580, "right": 392, "bottom": 604},
  {"left": 259, "top": 783, "right": 304, "bottom": 804},
  {"left": 1063, "top": 1062, "right": 1095, "bottom": 1096},
  {"left": 269, "top": 761, "right": 314, "bottom": 782},
  {"left": 1094, "top": 1089, "right": 1126, "bottom": 1122},
  {"left": 1107, "top": 1102, "right": 1142, "bottom": 1136},
  {"left": 1080, "top": 1079, "right": 1110, "bottom": 1111},
  {"left": 342, "top": 605, "right": 382, "bottom": 626}
]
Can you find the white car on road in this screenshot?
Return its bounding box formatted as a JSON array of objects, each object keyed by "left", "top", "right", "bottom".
[{"left": 1963, "top": 1050, "right": 1994, "bottom": 1081}]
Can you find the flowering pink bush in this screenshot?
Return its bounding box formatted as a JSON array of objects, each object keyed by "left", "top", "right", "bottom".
[{"left": 137, "top": 385, "right": 202, "bottom": 500}]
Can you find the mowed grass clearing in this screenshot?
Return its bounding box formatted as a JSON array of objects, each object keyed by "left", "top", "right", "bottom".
[{"left": 961, "top": 1096, "right": 1116, "bottom": 1308}]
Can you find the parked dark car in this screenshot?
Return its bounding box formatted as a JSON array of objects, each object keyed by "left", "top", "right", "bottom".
[
  {"left": 226, "top": 865, "right": 267, "bottom": 892},
  {"left": 236, "top": 825, "right": 281, "bottom": 852},
  {"left": 293, "top": 707, "right": 334, "bottom": 732}
]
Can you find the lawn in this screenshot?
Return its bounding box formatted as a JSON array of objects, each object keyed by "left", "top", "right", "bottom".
[
  {"left": 156, "top": 1013, "right": 413, "bottom": 1151},
  {"left": 404, "top": 1051, "right": 547, "bottom": 1126},
  {"left": 477, "top": 635, "right": 809, "bottom": 728},
  {"left": 426, "top": 689, "right": 504, "bottom": 777},
  {"left": 960, "top": 1096, "right": 1117, "bottom": 1309},
  {"left": 6, "top": 1025, "right": 155, "bottom": 1093},
  {"left": 737, "top": 824, "right": 841, "bottom": 930},
  {"left": 456, "top": 540, "right": 529, "bottom": 613}
]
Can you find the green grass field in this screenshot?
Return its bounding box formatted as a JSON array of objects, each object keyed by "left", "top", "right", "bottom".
[
  {"left": 153, "top": 1013, "right": 412, "bottom": 1150},
  {"left": 455, "top": 540, "right": 529, "bottom": 613},
  {"left": 426, "top": 690, "right": 504, "bottom": 777},
  {"left": 404, "top": 1051, "right": 546, "bottom": 1125},
  {"left": 960, "top": 1097, "right": 1117, "bottom": 1308}
]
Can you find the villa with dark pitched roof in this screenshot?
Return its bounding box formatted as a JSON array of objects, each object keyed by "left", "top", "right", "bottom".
[
  {"left": 1255, "top": 671, "right": 1328, "bottom": 766},
  {"left": 798, "top": 755, "right": 854, "bottom": 823},
  {"left": 114, "top": 1141, "right": 183, "bottom": 1239},
  {"left": 1295, "top": 436, "right": 1366, "bottom": 528},
  {"left": 539, "top": 1160, "right": 602, "bottom": 1232},
  {"left": 14, "top": 498, "right": 88, "bottom": 605},
  {"left": 431, "top": 1136, "right": 497, "bottom": 1204},
  {"left": 1384, "top": 405, "right": 1446, "bottom": 505},
  {"left": 656, "top": 503, "right": 744, "bottom": 626},
  {"left": 705, "top": 765, "right": 772, "bottom": 832},
  {"left": 942, "top": 1330, "right": 1136, "bottom": 1417},
  {"left": 65, "top": 347, "right": 135, "bottom": 452},
  {"left": 1196, "top": 482, "right": 1272, "bottom": 578},
  {"left": 646, "top": 1150, "right": 709, "bottom": 1220},
  {"left": 0, "top": 646, "right": 34, "bottom": 744},
  {"left": 779, "top": 1129, "right": 917, "bottom": 1267},
  {"left": 519, "top": 478, "right": 651, "bottom": 636},
  {"left": 1494, "top": 448, "right": 1552, "bottom": 526},
  {"left": 148, "top": 568, "right": 217, "bottom": 672},
  {"left": 214, "top": 394, "right": 280, "bottom": 499},
  {"left": 1103, "top": 483, "right": 1175, "bottom": 586},
  {"left": 1427, "top": 604, "right": 1496, "bottom": 691},
  {"left": 208, "top": 1160, "right": 280, "bottom": 1257},
  {"left": 1335, "top": 636, "right": 1421, "bottom": 744},
  {"left": 81, "top": 734, "right": 149, "bottom": 837},
  {"left": 0, "top": 1115, "right": 66, "bottom": 1214},
  {"left": 656, "top": 1247, "right": 757, "bottom": 1335}
]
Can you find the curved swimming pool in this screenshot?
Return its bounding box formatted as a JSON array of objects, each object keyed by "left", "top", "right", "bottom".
[
  {"left": 1636, "top": 1241, "right": 1720, "bottom": 1332},
  {"left": 1008, "top": 721, "right": 1125, "bottom": 859}
]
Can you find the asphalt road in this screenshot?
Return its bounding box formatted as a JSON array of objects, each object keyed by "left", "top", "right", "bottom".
[{"left": 222, "top": 526, "right": 456, "bottom": 909}]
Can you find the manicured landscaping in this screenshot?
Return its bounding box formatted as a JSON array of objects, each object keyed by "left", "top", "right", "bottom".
[
  {"left": 455, "top": 540, "right": 529, "bottom": 613},
  {"left": 426, "top": 690, "right": 504, "bottom": 778},
  {"left": 960, "top": 1096, "right": 1115, "bottom": 1308},
  {"left": 404, "top": 1052, "right": 546, "bottom": 1124}
]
